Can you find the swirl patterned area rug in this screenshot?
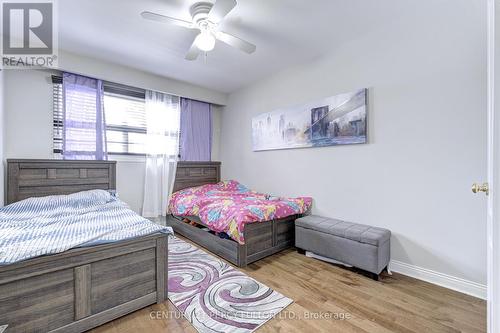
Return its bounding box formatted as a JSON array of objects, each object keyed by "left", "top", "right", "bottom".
[{"left": 168, "top": 237, "right": 293, "bottom": 333}]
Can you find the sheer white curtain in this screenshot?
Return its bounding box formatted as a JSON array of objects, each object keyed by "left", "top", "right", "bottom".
[{"left": 142, "top": 90, "right": 180, "bottom": 218}]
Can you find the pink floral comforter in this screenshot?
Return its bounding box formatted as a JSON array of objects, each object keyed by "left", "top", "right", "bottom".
[{"left": 168, "top": 180, "right": 312, "bottom": 244}]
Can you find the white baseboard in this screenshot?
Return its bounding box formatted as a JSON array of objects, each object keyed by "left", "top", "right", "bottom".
[{"left": 389, "top": 260, "right": 487, "bottom": 300}]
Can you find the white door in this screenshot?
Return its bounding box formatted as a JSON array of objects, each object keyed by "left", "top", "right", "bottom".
[{"left": 487, "top": 1, "right": 500, "bottom": 332}]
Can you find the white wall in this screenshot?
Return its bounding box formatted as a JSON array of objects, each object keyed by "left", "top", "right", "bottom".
[
  {"left": 211, "top": 105, "right": 222, "bottom": 161},
  {"left": 4, "top": 63, "right": 223, "bottom": 213},
  {"left": 220, "top": 0, "right": 487, "bottom": 287},
  {"left": 58, "top": 51, "right": 227, "bottom": 106},
  {"left": 4, "top": 70, "right": 53, "bottom": 159}
]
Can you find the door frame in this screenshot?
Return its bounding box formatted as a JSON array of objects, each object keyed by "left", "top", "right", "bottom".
[{"left": 487, "top": 0, "right": 500, "bottom": 332}]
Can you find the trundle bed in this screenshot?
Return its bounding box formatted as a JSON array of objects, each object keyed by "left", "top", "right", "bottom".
[
  {"left": 167, "top": 161, "right": 302, "bottom": 267},
  {"left": 0, "top": 159, "right": 169, "bottom": 333}
]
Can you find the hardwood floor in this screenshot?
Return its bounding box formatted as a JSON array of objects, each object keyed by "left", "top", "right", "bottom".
[{"left": 91, "top": 238, "right": 486, "bottom": 333}]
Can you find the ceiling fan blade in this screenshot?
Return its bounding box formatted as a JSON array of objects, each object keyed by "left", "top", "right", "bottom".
[
  {"left": 208, "top": 0, "right": 237, "bottom": 23},
  {"left": 216, "top": 31, "right": 256, "bottom": 54},
  {"left": 185, "top": 40, "right": 201, "bottom": 60},
  {"left": 141, "top": 11, "right": 193, "bottom": 29}
]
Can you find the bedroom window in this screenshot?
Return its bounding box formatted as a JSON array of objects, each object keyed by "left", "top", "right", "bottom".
[
  {"left": 104, "top": 92, "right": 147, "bottom": 155},
  {"left": 53, "top": 76, "right": 156, "bottom": 156}
]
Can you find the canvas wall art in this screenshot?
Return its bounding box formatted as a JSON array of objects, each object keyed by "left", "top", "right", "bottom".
[{"left": 252, "top": 88, "right": 367, "bottom": 151}]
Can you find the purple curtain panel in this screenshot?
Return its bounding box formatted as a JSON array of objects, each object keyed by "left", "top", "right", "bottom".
[
  {"left": 180, "top": 98, "right": 212, "bottom": 161},
  {"left": 62, "top": 73, "right": 107, "bottom": 160}
]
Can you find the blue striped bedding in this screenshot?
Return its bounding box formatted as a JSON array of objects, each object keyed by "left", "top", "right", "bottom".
[{"left": 0, "top": 190, "right": 172, "bottom": 265}]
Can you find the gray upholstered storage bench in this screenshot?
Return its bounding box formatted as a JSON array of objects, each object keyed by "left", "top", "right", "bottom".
[{"left": 295, "top": 215, "right": 391, "bottom": 280}]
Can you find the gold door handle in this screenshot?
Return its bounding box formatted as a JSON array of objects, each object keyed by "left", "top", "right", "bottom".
[{"left": 472, "top": 182, "right": 489, "bottom": 195}]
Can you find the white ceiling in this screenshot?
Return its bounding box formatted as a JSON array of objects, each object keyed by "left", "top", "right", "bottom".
[{"left": 59, "top": 0, "right": 402, "bottom": 94}]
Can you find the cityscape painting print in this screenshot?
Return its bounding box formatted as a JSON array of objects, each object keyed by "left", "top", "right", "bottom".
[{"left": 252, "top": 88, "right": 367, "bottom": 151}]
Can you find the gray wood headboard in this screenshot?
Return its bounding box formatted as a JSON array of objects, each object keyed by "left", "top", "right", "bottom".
[
  {"left": 173, "top": 161, "right": 221, "bottom": 193},
  {"left": 6, "top": 159, "right": 117, "bottom": 204}
]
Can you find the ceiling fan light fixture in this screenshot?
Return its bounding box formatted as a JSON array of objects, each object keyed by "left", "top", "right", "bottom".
[
  {"left": 195, "top": 30, "right": 216, "bottom": 52},
  {"left": 142, "top": 0, "right": 256, "bottom": 60}
]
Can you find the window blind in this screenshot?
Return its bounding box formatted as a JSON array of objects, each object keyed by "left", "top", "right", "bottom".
[
  {"left": 52, "top": 80, "right": 63, "bottom": 155},
  {"left": 52, "top": 75, "right": 182, "bottom": 157},
  {"left": 53, "top": 76, "right": 148, "bottom": 156},
  {"left": 104, "top": 92, "right": 147, "bottom": 155}
]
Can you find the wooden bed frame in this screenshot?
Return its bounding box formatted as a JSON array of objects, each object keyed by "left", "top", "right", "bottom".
[
  {"left": 167, "top": 161, "right": 298, "bottom": 267},
  {"left": 0, "top": 159, "right": 169, "bottom": 333}
]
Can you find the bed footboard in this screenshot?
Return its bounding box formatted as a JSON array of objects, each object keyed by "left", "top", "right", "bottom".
[
  {"left": 167, "top": 215, "right": 297, "bottom": 267},
  {"left": 0, "top": 233, "right": 168, "bottom": 333}
]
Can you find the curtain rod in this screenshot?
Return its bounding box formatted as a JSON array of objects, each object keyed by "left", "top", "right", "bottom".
[{"left": 51, "top": 73, "right": 213, "bottom": 106}]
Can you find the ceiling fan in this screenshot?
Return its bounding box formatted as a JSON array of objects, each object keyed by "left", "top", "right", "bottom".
[{"left": 141, "top": 0, "right": 256, "bottom": 60}]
